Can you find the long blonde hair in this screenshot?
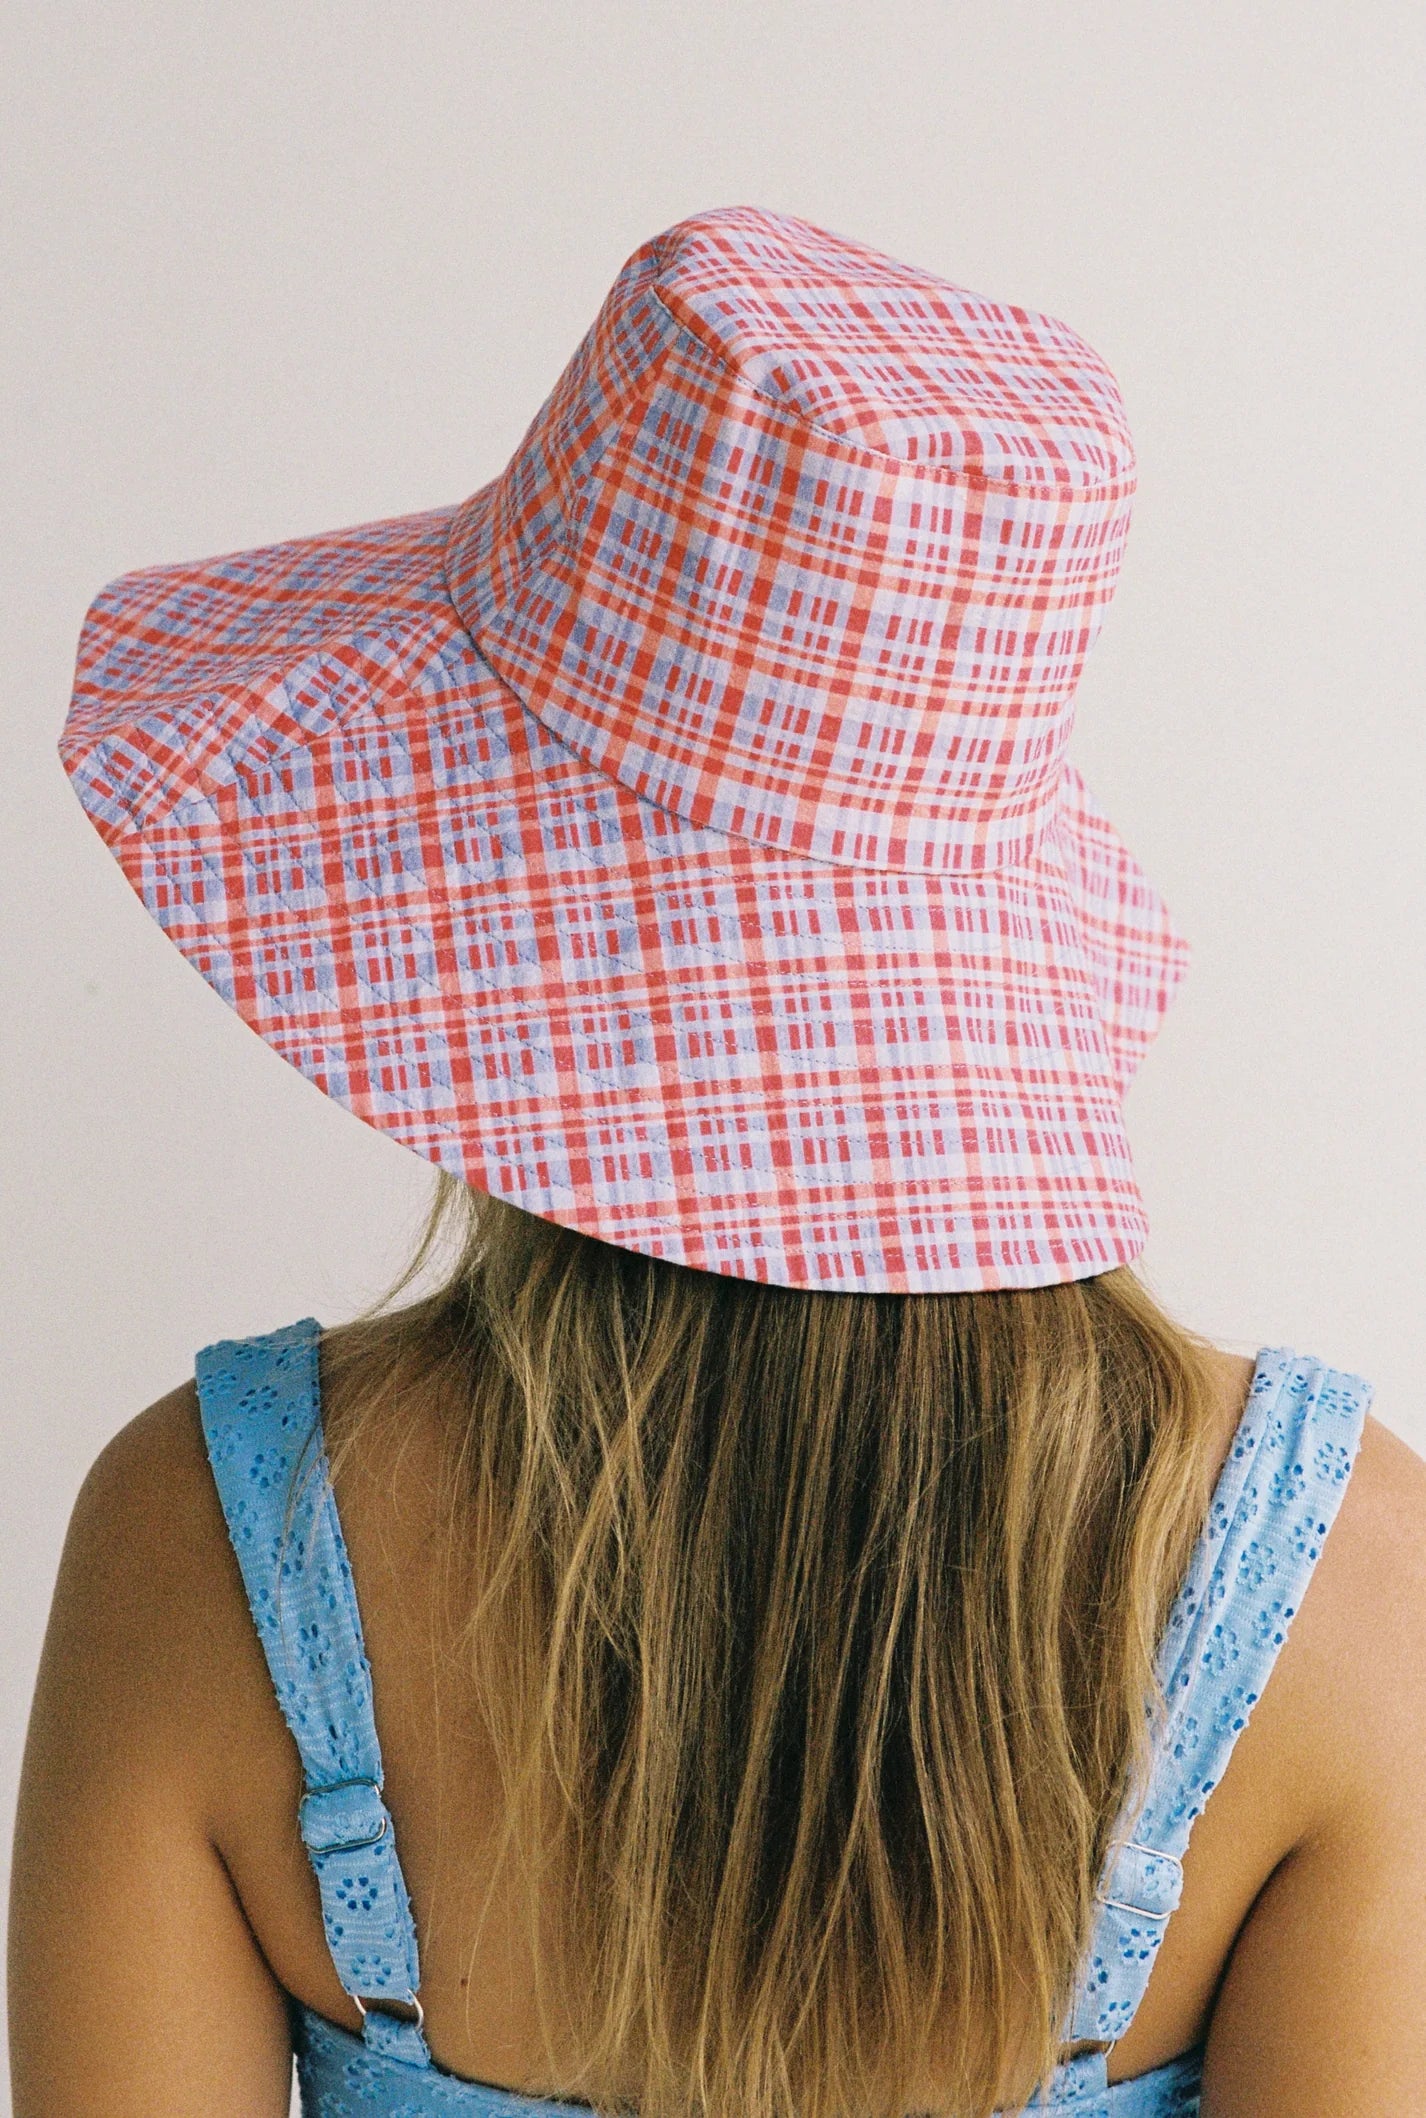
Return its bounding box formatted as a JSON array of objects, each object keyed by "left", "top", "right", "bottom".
[{"left": 324, "top": 1177, "right": 1226, "bottom": 2118}]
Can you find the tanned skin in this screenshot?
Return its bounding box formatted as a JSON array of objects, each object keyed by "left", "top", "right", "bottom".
[{"left": 10, "top": 1340, "right": 1426, "bottom": 2114}]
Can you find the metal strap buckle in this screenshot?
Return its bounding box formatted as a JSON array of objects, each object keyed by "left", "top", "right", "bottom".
[
  {"left": 298, "top": 1776, "right": 390, "bottom": 1857},
  {"left": 1094, "top": 1837, "right": 1183, "bottom": 1922}
]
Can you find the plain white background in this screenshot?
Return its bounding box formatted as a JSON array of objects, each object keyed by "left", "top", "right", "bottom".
[{"left": 3, "top": 4, "right": 1423, "bottom": 2102}]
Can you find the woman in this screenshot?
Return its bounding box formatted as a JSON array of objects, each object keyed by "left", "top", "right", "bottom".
[{"left": 11, "top": 206, "right": 1426, "bottom": 2116}]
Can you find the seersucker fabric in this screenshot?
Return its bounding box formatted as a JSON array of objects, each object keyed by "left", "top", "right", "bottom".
[
  {"left": 195, "top": 1317, "right": 1373, "bottom": 2115},
  {"left": 63, "top": 205, "right": 1192, "bottom": 1296}
]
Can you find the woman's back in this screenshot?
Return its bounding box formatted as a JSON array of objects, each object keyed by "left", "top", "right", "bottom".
[
  {"left": 16, "top": 1314, "right": 1426, "bottom": 2115},
  {"left": 22, "top": 200, "right": 1426, "bottom": 2118}
]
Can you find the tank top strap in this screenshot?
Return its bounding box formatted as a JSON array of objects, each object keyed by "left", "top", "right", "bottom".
[
  {"left": 195, "top": 1316, "right": 432, "bottom": 2070},
  {"left": 1065, "top": 1345, "right": 1375, "bottom": 2047}
]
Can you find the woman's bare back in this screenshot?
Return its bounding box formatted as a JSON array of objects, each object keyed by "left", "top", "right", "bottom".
[{"left": 12, "top": 1338, "right": 1426, "bottom": 2115}]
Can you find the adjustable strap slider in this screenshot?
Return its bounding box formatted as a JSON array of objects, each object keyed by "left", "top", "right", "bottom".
[
  {"left": 298, "top": 1778, "right": 389, "bottom": 1858},
  {"left": 1094, "top": 1837, "right": 1184, "bottom": 1922},
  {"left": 294, "top": 1774, "right": 421, "bottom": 2009}
]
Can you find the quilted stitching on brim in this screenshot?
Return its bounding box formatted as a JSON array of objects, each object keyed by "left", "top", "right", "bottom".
[{"left": 59, "top": 206, "right": 1190, "bottom": 1291}]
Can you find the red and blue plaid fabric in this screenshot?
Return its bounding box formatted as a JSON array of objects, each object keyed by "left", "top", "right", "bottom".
[{"left": 61, "top": 205, "right": 1190, "bottom": 1291}]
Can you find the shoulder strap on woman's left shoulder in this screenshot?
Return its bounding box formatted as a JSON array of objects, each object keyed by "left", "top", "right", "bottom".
[{"left": 195, "top": 1316, "right": 430, "bottom": 2068}]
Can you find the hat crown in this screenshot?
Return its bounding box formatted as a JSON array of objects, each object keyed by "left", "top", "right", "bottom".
[
  {"left": 652, "top": 207, "right": 1134, "bottom": 482},
  {"left": 445, "top": 207, "right": 1138, "bottom": 875},
  {"left": 61, "top": 205, "right": 1189, "bottom": 1294}
]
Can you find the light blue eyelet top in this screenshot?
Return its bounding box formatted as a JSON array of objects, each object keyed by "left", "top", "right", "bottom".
[{"left": 195, "top": 1321, "right": 1373, "bottom": 2117}]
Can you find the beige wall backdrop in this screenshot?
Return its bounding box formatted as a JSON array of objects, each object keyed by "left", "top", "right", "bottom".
[{"left": 3, "top": 0, "right": 1423, "bottom": 2088}]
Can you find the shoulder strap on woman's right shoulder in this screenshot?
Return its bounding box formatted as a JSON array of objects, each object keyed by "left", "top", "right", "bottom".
[{"left": 1065, "top": 1347, "right": 1374, "bottom": 2047}]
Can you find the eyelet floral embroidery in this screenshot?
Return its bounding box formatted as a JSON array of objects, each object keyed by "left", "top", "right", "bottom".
[
  {"left": 1065, "top": 1343, "right": 1372, "bottom": 2090},
  {"left": 201, "top": 1324, "right": 1371, "bottom": 2114}
]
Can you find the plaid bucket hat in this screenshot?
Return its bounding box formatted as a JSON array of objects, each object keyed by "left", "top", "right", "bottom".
[{"left": 60, "top": 204, "right": 1190, "bottom": 1293}]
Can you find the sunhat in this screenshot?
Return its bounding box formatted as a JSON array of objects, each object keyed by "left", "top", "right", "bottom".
[{"left": 60, "top": 204, "right": 1190, "bottom": 1294}]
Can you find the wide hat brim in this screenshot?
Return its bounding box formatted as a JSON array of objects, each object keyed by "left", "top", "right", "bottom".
[{"left": 62, "top": 487, "right": 1190, "bottom": 1293}]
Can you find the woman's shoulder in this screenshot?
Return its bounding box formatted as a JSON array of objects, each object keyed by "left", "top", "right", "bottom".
[
  {"left": 1342, "top": 1406, "right": 1426, "bottom": 1556},
  {"left": 1184, "top": 1401, "right": 1426, "bottom": 2096},
  {"left": 62, "top": 1375, "right": 216, "bottom": 1636},
  {"left": 1327, "top": 1407, "right": 1426, "bottom": 1591},
  {"left": 69, "top": 1339, "right": 1426, "bottom": 1752},
  {"left": 69, "top": 1338, "right": 1426, "bottom": 1622},
  {"left": 51, "top": 1372, "right": 274, "bottom": 1772},
  {"left": 73, "top": 1312, "right": 407, "bottom": 1531},
  {"left": 1277, "top": 1406, "right": 1426, "bottom": 1771},
  {"left": 53, "top": 1335, "right": 1426, "bottom": 1810},
  {"left": 1201, "top": 1393, "right": 1426, "bottom": 1888},
  {"left": 1195, "top": 1347, "right": 1426, "bottom": 1704},
  {"left": 58, "top": 1315, "right": 432, "bottom": 1689}
]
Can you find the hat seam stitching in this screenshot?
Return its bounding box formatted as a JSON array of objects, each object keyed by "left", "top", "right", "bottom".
[
  {"left": 72, "top": 567, "right": 1084, "bottom": 894},
  {"left": 456, "top": 583, "right": 1076, "bottom": 884},
  {"left": 644, "top": 278, "right": 1134, "bottom": 500}
]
